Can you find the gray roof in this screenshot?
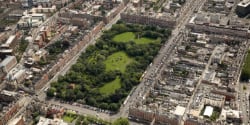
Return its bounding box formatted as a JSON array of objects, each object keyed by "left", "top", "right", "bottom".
[{"left": 0, "top": 56, "right": 16, "bottom": 67}]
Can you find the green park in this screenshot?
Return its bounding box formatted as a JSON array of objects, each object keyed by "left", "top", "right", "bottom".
[{"left": 47, "top": 21, "right": 171, "bottom": 111}]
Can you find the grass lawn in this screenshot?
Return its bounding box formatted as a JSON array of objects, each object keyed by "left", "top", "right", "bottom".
[
  {"left": 135, "top": 37, "right": 161, "bottom": 44},
  {"left": 99, "top": 77, "right": 121, "bottom": 95},
  {"left": 112, "top": 32, "right": 135, "bottom": 42},
  {"left": 113, "top": 32, "right": 159, "bottom": 44},
  {"left": 104, "top": 51, "right": 133, "bottom": 73},
  {"left": 62, "top": 115, "right": 76, "bottom": 123}
]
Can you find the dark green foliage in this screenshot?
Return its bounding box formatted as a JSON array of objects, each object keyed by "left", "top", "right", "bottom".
[
  {"left": 47, "top": 40, "right": 70, "bottom": 57},
  {"left": 18, "top": 38, "right": 29, "bottom": 53},
  {"left": 241, "top": 51, "right": 250, "bottom": 81}
]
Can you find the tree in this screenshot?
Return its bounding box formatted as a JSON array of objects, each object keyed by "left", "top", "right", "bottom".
[
  {"left": 47, "top": 87, "right": 56, "bottom": 97},
  {"left": 240, "top": 71, "right": 250, "bottom": 81},
  {"left": 76, "top": 91, "right": 84, "bottom": 100},
  {"left": 101, "top": 71, "right": 117, "bottom": 82},
  {"left": 243, "top": 85, "right": 247, "bottom": 90},
  {"left": 99, "top": 103, "right": 109, "bottom": 109},
  {"left": 86, "top": 97, "right": 97, "bottom": 106},
  {"left": 65, "top": 89, "right": 76, "bottom": 101},
  {"left": 19, "top": 38, "right": 29, "bottom": 53},
  {"left": 109, "top": 103, "right": 119, "bottom": 111},
  {"left": 71, "top": 63, "right": 86, "bottom": 73},
  {"left": 86, "top": 61, "right": 105, "bottom": 75},
  {"left": 112, "top": 118, "right": 129, "bottom": 125}
]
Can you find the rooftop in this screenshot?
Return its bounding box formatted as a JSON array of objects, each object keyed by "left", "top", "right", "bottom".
[
  {"left": 174, "top": 106, "right": 186, "bottom": 116},
  {"left": 0, "top": 56, "right": 16, "bottom": 67},
  {"left": 203, "top": 106, "right": 214, "bottom": 117},
  {"left": 1, "top": 35, "right": 16, "bottom": 47},
  {"left": 238, "top": 0, "right": 250, "bottom": 7},
  {"left": 37, "top": 117, "right": 68, "bottom": 125}
]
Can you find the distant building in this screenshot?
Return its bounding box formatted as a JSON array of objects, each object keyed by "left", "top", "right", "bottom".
[
  {"left": 33, "top": 0, "right": 53, "bottom": 7},
  {"left": 220, "top": 109, "right": 242, "bottom": 124},
  {"left": 0, "top": 56, "right": 17, "bottom": 74},
  {"left": 32, "top": 49, "right": 47, "bottom": 62},
  {"left": 21, "top": 0, "right": 33, "bottom": 8},
  {"left": 236, "top": 0, "right": 250, "bottom": 17},
  {"left": 184, "top": 116, "right": 209, "bottom": 125},
  {"left": 187, "top": 13, "right": 250, "bottom": 38},
  {"left": 37, "top": 117, "right": 68, "bottom": 125},
  {"left": 132, "top": 0, "right": 142, "bottom": 7},
  {"left": 30, "top": 5, "right": 56, "bottom": 13},
  {"left": 155, "top": 113, "right": 180, "bottom": 125},
  {"left": 35, "top": 35, "right": 44, "bottom": 48},
  {"left": 121, "top": 13, "right": 176, "bottom": 28},
  {"left": 0, "top": 35, "right": 17, "bottom": 49},
  {"left": 11, "top": 69, "right": 26, "bottom": 84},
  {"left": 0, "top": 49, "right": 14, "bottom": 60},
  {"left": 54, "top": 0, "right": 69, "bottom": 8},
  {"left": 7, "top": 116, "right": 25, "bottom": 125},
  {"left": 8, "top": 10, "right": 24, "bottom": 21},
  {"left": 70, "top": 18, "right": 90, "bottom": 28},
  {"left": 0, "top": 90, "right": 18, "bottom": 125},
  {"left": 17, "top": 13, "right": 46, "bottom": 29}
]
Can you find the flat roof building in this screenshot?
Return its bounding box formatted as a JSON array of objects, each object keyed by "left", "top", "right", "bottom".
[
  {"left": 236, "top": 0, "right": 250, "bottom": 17},
  {"left": 1, "top": 35, "right": 17, "bottom": 49},
  {"left": 174, "top": 106, "right": 186, "bottom": 116},
  {"left": 203, "top": 106, "right": 214, "bottom": 117},
  {"left": 37, "top": 117, "right": 68, "bottom": 125},
  {"left": 0, "top": 56, "right": 17, "bottom": 73}
]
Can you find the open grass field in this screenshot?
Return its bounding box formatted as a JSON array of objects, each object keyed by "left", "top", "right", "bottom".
[
  {"left": 104, "top": 51, "right": 133, "bottom": 73},
  {"left": 135, "top": 37, "right": 161, "bottom": 44},
  {"left": 112, "top": 32, "right": 160, "bottom": 44},
  {"left": 112, "top": 32, "right": 135, "bottom": 42},
  {"left": 100, "top": 51, "right": 133, "bottom": 95},
  {"left": 99, "top": 77, "right": 121, "bottom": 95}
]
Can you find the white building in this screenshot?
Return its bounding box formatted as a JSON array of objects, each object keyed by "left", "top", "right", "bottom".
[
  {"left": 0, "top": 56, "right": 17, "bottom": 73},
  {"left": 17, "top": 13, "right": 46, "bottom": 29},
  {"left": 203, "top": 106, "right": 214, "bottom": 117},
  {"left": 37, "top": 117, "right": 68, "bottom": 125}
]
